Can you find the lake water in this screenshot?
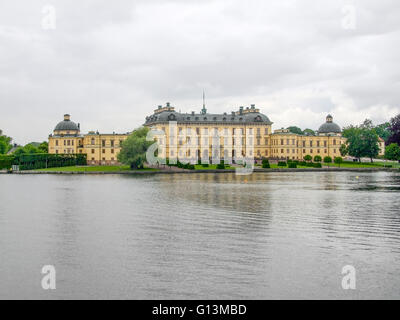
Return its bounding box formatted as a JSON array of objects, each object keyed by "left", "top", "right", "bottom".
[{"left": 0, "top": 172, "right": 400, "bottom": 299}]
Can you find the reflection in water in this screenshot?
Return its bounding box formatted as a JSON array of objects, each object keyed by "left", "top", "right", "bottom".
[{"left": 0, "top": 172, "right": 400, "bottom": 299}]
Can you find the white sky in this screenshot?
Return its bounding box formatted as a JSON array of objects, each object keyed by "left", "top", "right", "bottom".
[{"left": 0, "top": 0, "right": 399, "bottom": 144}]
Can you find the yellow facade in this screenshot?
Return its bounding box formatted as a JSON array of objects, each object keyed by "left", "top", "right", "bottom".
[
  {"left": 270, "top": 129, "right": 346, "bottom": 160},
  {"left": 48, "top": 114, "right": 129, "bottom": 165},
  {"left": 49, "top": 108, "right": 384, "bottom": 165},
  {"left": 144, "top": 105, "right": 348, "bottom": 163}
]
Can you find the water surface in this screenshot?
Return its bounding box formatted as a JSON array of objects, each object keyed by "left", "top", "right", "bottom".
[{"left": 0, "top": 172, "right": 399, "bottom": 299}]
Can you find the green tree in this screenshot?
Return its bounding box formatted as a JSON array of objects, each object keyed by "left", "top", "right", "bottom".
[
  {"left": 343, "top": 120, "right": 380, "bottom": 162},
  {"left": 303, "top": 128, "right": 315, "bottom": 136},
  {"left": 117, "top": 127, "right": 153, "bottom": 169},
  {"left": 287, "top": 126, "right": 303, "bottom": 135},
  {"left": 384, "top": 143, "right": 400, "bottom": 161},
  {"left": 334, "top": 156, "right": 343, "bottom": 167},
  {"left": 38, "top": 141, "right": 49, "bottom": 153},
  {"left": 0, "top": 131, "right": 12, "bottom": 154},
  {"left": 374, "top": 122, "right": 391, "bottom": 142},
  {"left": 314, "top": 155, "right": 322, "bottom": 162},
  {"left": 339, "top": 143, "right": 348, "bottom": 157},
  {"left": 304, "top": 154, "right": 312, "bottom": 162}
]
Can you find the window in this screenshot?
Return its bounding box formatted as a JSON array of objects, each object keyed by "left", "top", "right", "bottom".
[
  {"left": 333, "top": 139, "right": 336, "bottom": 145},
  {"left": 281, "top": 139, "right": 284, "bottom": 145},
  {"left": 249, "top": 128, "right": 253, "bottom": 135},
  {"left": 102, "top": 140, "right": 106, "bottom": 147},
  {"left": 287, "top": 139, "right": 289, "bottom": 145},
  {"left": 56, "top": 140, "right": 58, "bottom": 146},
  {"left": 111, "top": 140, "right": 114, "bottom": 147},
  {"left": 111, "top": 149, "right": 114, "bottom": 154},
  {"left": 264, "top": 138, "right": 268, "bottom": 145},
  {"left": 64, "top": 140, "right": 66, "bottom": 146},
  {"left": 196, "top": 128, "right": 200, "bottom": 135},
  {"left": 91, "top": 138, "right": 95, "bottom": 145},
  {"left": 324, "top": 141, "right": 327, "bottom": 147},
  {"left": 257, "top": 128, "right": 260, "bottom": 135},
  {"left": 292, "top": 139, "right": 295, "bottom": 145},
  {"left": 265, "top": 128, "right": 268, "bottom": 135},
  {"left": 257, "top": 138, "right": 260, "bottom": 146},
  {"left": 281, "top": 149, "right": 284, "bottom": 153},
  {"left": 310, "top": 141, "right": 313, "bottom": 147},
  {"left": 91, "top": 149, "right": 95, "bottom": 154},
  {"left": 55, "top": 150, "right": 58, "bottom": 154},
  {"left": 303, "top": 141, "right": 305, "bottom": 147},
  {"left": 317, "top": 141, "right": 320, "bottom": 147},
  {"left": 102, "top": 149, "right": 105, "bottom": 154}
]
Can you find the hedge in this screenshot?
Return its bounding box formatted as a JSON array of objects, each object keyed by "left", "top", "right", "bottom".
[
  {"left": 0, "top": 155, "right": 14, "bottom": 170},
  {"left": 11, "top": 153, "right": 87, "bottom": 170}
]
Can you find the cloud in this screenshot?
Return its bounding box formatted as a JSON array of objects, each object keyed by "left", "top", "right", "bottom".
[{"left": 0, "top": 0, "right": 399, "bottom": 144}]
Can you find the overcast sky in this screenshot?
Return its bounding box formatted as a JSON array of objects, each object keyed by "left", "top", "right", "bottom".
[{"left": 1, "top": 0, "right": 399, "bottom": 144}]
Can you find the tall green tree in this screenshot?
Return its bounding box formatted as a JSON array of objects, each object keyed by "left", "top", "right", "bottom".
[
  {"left": 384, "top": 143, "right": 400, "bottom": 161},
  {"left": 374, "top": 122, "right": 391, "bottom": 142},
  {"left": 38, "top": 141, "right": 49, "bottom": 153},
  {"left": 342, "top": 120, "right": 380, "bottom": 162},
  {"left": 287, "top": 126, "right": 303, "bottom": 135},
  {"left": 0, "top": 130, "right": 13, "bottom": 154},
  {"left": 117, "top": 127, "right": 153, "bottom": 169}
]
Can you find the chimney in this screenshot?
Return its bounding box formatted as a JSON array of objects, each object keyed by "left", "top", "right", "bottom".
[
  {"left": 251, "top": 104, "right": 255, "bottom": 109},
  {"left": 64, "top": 114, "right": 71, "bottom": 121}
]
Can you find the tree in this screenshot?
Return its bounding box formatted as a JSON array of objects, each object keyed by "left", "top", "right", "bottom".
[
  {"left": 384, "top": 143, "right": 400, "bottom": 161},
  {"left": 342, "top": 120, "right": 380, "bottom": 162},
  {"left": 287, "top": 126, "right": 303, "bottom": 135},
  {"left": 374, "top": 122, "right": 391, "bottom": 142},
  {"left": 304, "top": 154, "right": 312, "bottom": 162},
  {"left": 38, "top": 141, "right": 49, "bottom": 153},
  {"left": 314, "top": 155, "right": 322, "bottom": 162},
  {"left": 387, "top": 114, "right": 400, "bottom": 146},
  {"left": 334, "top": 156, "right": 343, "bottom": 167},
  {"left": 339, "top": 143, "right": 348, "bottom": 157},
  {"left": 117, "top": 127, "right": 153, "bottom": 169},
  {"left": 303, "top": 128, "right": 315, "bottom": 136},
  {"left": 0, "top": 131, "right": 12, "bottom": 154},
  {"left": 324, "top": 156, "right": 332, "bottom": 164}
]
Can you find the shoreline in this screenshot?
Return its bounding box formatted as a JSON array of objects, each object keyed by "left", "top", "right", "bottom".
[{"left": 1, "top": 167, "right": 399, "bottom": 175}]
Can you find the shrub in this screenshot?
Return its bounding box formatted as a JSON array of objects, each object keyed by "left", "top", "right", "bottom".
[
  {"left": 278, "top": 161, "right": 287, "bottom": 167},
  {"left": 262, "top": 158, "right": 270, "bottom": 168},
  {"left": 299, "top": 161, "right": 307, "bottom": 166},
  {"left": 304, "top": 155, "right": 312, "bottom": 162},
  {"left": 313, "top": 162, "right": 322, "bottom": 168},
  {"left": 288, "top": 162, "right": 297, "bottom": 168},
  {"left": 334, "top": 157, "right": 343, "bottom": 167},
  {"left": 323, "top": 156, "right": 332, "bottom": 164},
  {"left": 217, "top": 160, "right": 225, "bottom": 169},
  {"left": 306, "top": 162, "right": 314, "bottom": 167},
  {"left": 202, "top": 163, "right": 209, "bottom": 167},
  {"left": 314, "top": 155, "right": 322, "bottom": 162}
]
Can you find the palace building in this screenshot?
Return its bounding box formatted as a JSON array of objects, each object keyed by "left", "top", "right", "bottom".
[
  {"left": 48, "top": 103, "right": 385, "bottom": 165},
  {"left": 48, "top": 114, "right": 130, "bottom": 165},
  {"left": 144, "top": 103, "right": 349, "bottom": 162}
]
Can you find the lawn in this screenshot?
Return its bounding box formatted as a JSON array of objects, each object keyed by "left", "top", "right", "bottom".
[
  {"left": 37, "top": 165, "right": 158, "bottom": 172},
  {"left": 194, "top": 164, "right": 236, "bottom": 170}
]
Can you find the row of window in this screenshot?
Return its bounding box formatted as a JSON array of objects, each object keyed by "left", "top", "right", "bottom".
[
  {"left": 164, "top": 127, "right": 270, "bottom": 136},
  {"left": 272, "top": 139, "right": 340, "bottom": 147},
  {"left": 272, "top": 148, "right": 338, "bottom": 154}
]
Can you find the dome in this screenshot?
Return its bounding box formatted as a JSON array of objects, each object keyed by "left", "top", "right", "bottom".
[
  {"left": 54, "top": 114, "right": 79, "bottom": 131},
  {"left": 318, "top": 115, "right": 341, "bottom": 134}
]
